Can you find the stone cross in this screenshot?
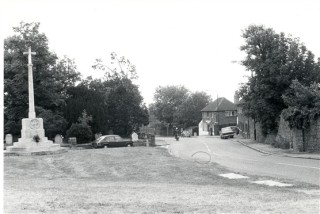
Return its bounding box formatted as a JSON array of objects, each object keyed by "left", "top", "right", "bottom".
[{"left": 23, "top": 47, "right": 36, "bottom": 119}]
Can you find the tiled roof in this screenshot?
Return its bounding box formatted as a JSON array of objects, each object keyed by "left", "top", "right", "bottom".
[{"left": 201, "top": 97, "right": 236, "bottom": 112}]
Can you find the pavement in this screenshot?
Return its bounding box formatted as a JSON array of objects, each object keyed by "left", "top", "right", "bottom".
[
  {"left": 155, "top": 136, "right": 320, "bottom": 160},
  {"left": 233, "top": 136, "right": 320, "bottom": 160}
]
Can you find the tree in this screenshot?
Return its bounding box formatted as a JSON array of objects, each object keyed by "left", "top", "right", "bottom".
[
  {"left": 64, "top": 81, "right": 108, "bottom": 135},
  {"left": 36, "top": 107, "right": 67, "bottom": 139},
  {"left": 66, "top": 110, "right": 93, "bottom": 144},
  {"left": 52, "top": 56, "right": 81, "bottom": 98},
  {"left": 282, "top": 80, "right": 320, "bottom": 151},
  {"left": 151, "top": 86, "right": 211, "bottom": 128},
  {"left": 239, "top": 25, "right": 320, "bottom": 135},
  {"left": 65, "top": 55, "right": 149, "bottom": 137},
  {"left": 282, "top": 80, "right": 320, "bottom": 130},
  {"left": 92, "top": 52, "right": 137, "bottom": 80},
  {"left": 103, "top": 75, "right": 149, "bottom": 136},
  {"left": 4, "top": 22, "right": 81, "bottom": 136},
  {"left": 176, "top": 92, "right": 211, "bottom": 128},
  {"left": 152, "top": 86, "right": 189, "bottom": 126}
]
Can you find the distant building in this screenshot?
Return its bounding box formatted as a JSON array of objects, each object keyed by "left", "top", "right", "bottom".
[
  {"left": 199, "top": 97, "right": 237, "bottom": 136},
  {"left": 234, "top": 91, "right": 262, "bottom": 141},
  {"left": 234, "top": 91, "right": 251, "bottom": 138}
]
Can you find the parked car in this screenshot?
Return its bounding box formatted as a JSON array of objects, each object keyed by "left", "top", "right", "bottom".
[
  {"left": 181, "top": 130, "right": 191, "bottom": 137},
  {"left": 229, "top": 126, "right": 240, "bottom": 135},
  {"left": 92, "top": 135, "right": 133, "bottom": 148},
  {"left": 220, "top": 127, "right": 234, "bottom": 139}
]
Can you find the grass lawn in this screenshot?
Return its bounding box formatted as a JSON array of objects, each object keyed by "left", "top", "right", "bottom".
[{"left": 4, "top": 147, "right": 320, "bottom": 213}]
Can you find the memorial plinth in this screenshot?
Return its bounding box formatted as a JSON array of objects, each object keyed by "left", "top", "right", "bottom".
[
  {"left": 6, "top": 118, "right": 66, "bottom": 155},
  {"left": 5, "top": 47, "right": 67, "bottom": 156},
  {"left": 5, "top": 117, "right": 67, "bottom": 155}
]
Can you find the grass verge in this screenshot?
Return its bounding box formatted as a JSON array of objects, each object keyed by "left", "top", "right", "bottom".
[{"left": 4, "top": 147, "right": 320, "bottom": 213}]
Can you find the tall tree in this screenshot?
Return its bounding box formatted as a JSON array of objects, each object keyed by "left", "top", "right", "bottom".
[
  {"left": 92, "top": 52, "right": 137, "bottom": 80},
  {"left": 152, "top": 86, "right": 190, "bottom": 126},
  {"left": 239, "top": 25, "right": 320, "bottom": 135},
  {"left": 104, "top": 76, "right": 149, "bottom": 136},
  {"left": 64, "top": 79, "right": 109, "bottom": 135},
  {"left": 52, "top": 56, "right": 81, "bottom": 99},
  {"left": 65, "top": 53, "right": 149, "bottom": 137},
  {"left": 4, "top": 22, "right": 80, "bottom": 136},
  {"left": 176, "top": 92, "right": 212, "bottom": 128}
]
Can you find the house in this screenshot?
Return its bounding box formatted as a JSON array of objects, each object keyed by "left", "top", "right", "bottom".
[{"left": 199, "top": 97, "right": 237, "bottom": 136}]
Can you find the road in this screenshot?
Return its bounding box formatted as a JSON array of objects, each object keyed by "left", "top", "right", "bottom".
[{"left": 166, "top": 136, "right": 320, "bottom": 186}]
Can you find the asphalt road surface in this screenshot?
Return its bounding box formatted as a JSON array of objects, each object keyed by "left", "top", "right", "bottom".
[{"left": 167, "top": 136, "right": 320, "bottom": 186}]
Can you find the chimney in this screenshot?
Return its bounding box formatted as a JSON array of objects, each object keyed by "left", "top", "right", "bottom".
[{"left": 234, "top": 91, "right": 240, "bottom": 105}]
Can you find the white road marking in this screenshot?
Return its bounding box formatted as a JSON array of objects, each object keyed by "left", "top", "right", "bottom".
[
  {"left": 219, "top": 173, "right": 249, "bottom": 179},
  {"left": 276, "top": 163, "right": 320, "bottom": 170},
  {"left": 252, "top": 180, "right": 293, "bottom": 187},
  {"left": 203, "top": 142, "right": 211, "bottom": 152},
  {"left": 202, "top": 142, "right": 219, "bottom": 156}
]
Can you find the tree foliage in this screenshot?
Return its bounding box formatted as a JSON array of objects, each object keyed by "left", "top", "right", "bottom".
[
  {"left": 65, "top": 60, "right": 149, "bottom": 137},
  {"left": 176, "top": 92, "right": 212, "bottom": 128},
  {"left": 152, "top": 86, "right": 189, "bottom": 126},
  {"left": 282, "top": 80, "right": 320, "bottom": 130},
  {"left": 4, "top": 22, "right": 81, "bottom": 136},
  {"left": 104, "top": 76, "right": 149, "bottom": 136},
  {"left": 151, "top": 86, "right": 211, "bottom": 128},
  {"left": 239, "top": 25, "right": 320, "bottom": 135},
  {"left": 92, "top": 52, "right": 137, "bottom": 80},
  {"left": 66, "top": 110, "right": 93, "bottom": 144},
  {"left": 4, "top": 22, "right": 148, "bottom": 140},
  {"left": 64, "top": 81, "right": 108, "bottom": 134},
  {"left": 36, "top": 107, "right": 67, "bottom": 139}
]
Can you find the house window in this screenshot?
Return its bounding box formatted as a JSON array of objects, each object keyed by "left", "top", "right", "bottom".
[{"left": 225, "top": 111, "right": 237, "bottom": 117}]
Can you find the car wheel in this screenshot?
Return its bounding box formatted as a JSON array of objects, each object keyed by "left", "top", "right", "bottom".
[
  {"left": 127, "top": 143, "right": 132, "bottom": 147},
  {"left": 103, "top": 145, "right": 108, "bottom": 149}
]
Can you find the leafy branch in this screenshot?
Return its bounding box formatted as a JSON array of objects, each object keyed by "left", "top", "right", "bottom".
[
  {"left": 92, "top": 52, "right": 137, "bottom": 80},
  {"left": 282, "top": 80, "right": 320, "bottom": 130}
]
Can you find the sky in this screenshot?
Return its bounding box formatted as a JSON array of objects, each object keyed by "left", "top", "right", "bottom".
[{"left": 2, "top": 0, "right": 320, "bottom": 105}]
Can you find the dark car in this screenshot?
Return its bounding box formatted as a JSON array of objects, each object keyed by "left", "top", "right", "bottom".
[
  {"left": 220, "top": 127, "right": 235, "bottom": 139},
  {"left": 92, "top": 135, "right": 133, "bottom": 148}
]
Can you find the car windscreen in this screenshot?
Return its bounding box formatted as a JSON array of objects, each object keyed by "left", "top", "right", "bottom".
[
  {"left": 97, "top": 136, "right": 105, "bottom": 143},
  {"left": 222, "top": 128, "right": 233, "bottom": 133}
]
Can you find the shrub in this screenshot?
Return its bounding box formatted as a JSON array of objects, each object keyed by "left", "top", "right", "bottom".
[{"left": 66, "top": 123, "right": 92, "bottom": 144}]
